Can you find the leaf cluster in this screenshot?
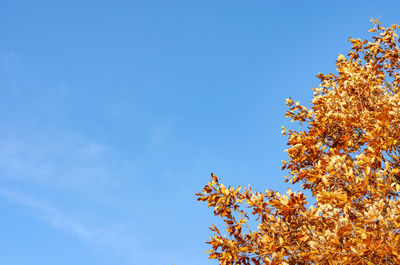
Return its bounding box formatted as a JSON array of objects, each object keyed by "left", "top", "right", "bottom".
[{"left": 197, "top": 19, "right": 400, "bottom": 265}]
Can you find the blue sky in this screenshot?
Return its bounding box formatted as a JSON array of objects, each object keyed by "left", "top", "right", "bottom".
[{"left": 0, "top": 1, "right": 399, "bottom": 264}]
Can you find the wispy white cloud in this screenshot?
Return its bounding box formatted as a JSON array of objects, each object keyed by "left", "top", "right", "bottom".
[
  {"left": 0, "top": 127, "right": 144, "bottom": 262},
  {"left": 0, "top": 187, "right": 139, "bottom": 259},
  {"left": 0, "top": 188, "right": 99, "bottom": 240}
]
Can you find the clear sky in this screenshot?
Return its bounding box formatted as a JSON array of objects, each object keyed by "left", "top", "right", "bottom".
[{"left": 0, "top": 1, "right": 399, "bottom": 264}]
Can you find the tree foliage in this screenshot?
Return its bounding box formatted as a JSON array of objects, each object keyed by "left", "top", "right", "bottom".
[{"left": 196, "top": 20, "right": 400, "bottom": 265}]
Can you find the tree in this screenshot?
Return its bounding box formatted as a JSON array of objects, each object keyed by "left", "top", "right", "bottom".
[{"left": 196, "top": 19, "right": 400, "bottom": 265}]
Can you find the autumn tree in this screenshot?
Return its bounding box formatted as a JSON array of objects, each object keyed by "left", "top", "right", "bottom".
[{"left": 196, "top": 19, "right": 400, "bottom": 265}]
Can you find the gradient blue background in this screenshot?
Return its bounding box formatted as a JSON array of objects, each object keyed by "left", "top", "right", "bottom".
[{"left": 0, "top": 1, "right": 399, "bottom": 264}]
